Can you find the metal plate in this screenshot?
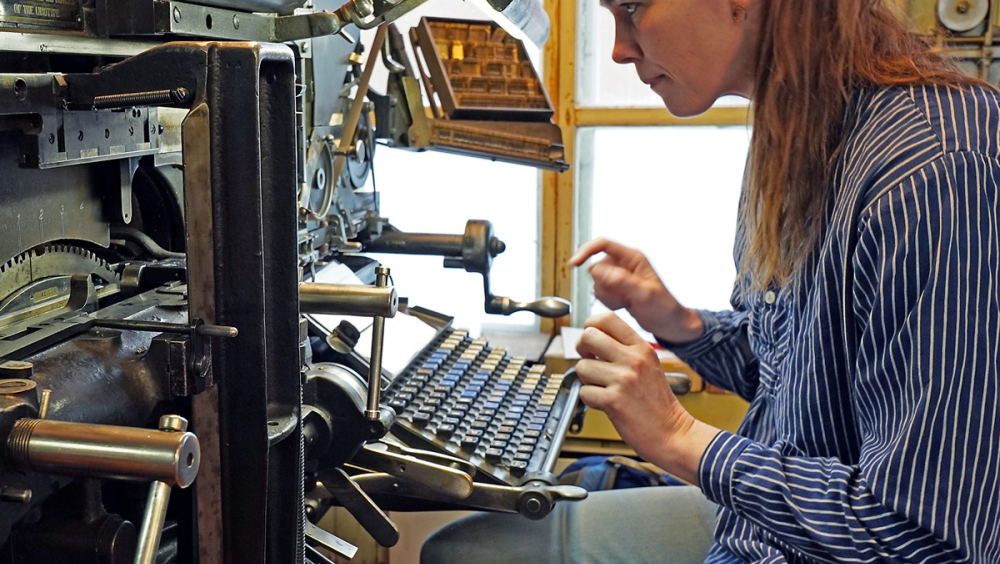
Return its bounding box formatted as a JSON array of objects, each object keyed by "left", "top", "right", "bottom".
[
  {"left": 937, "top": 0, "right": 989, "bottom": 32},
  {"left": 0, "top": 0, "right": 82, "bottom": 29}
]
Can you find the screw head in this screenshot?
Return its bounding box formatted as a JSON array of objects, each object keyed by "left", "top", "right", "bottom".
[
  {"left": 233, "top": 14, "right": 240, "bottom": 29},
  {"left": 159, "top": 414, "right": 188, "bottom": 432},
  {"left": 173, "top": 6, "right": 182, "bottom": 23}
]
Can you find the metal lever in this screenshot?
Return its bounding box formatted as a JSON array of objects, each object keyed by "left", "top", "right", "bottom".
[
  {"left": 352, "top": 473, "right": 587, "bottom": 520},
  {"left": 316, "top": 468, "right": 400, "bottom": 547},
  {"left": 134, "top": 415, "right": 195, "bottom": 564},
  {"left": 305, "top": 521, "right": 358, "bottom": 561},
  {"left": 350, "top": 442, "right": 474, "bottom": 499},
  {"left": 366, "top": 266, "right": 390, "bottom": 421},
  {"left": 487, "top": 296, "right": 572, "bottom": 318}
]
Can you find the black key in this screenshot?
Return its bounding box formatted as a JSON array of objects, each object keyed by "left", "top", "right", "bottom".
[
  {"left": 424, "top": 398, "right": 443, "bottom": 407},
  {"left": 498, "top": 426, "right": 516, "bottom": 434},
  {"left": 471, "top": 420, "right": 489, "bottom": 430},
  {"left": 401, "top": 386, "right": 420, "bottom": 395},
  {"left": 494, "top": 433, "right": 512, "bottom": 442},
  {"left": 490, "top": 440, "right": 508, "bottom": 449},
  {"left": 437, "top": 423, "right": 456, "bottom": 436},
  {"left": 430, "top": 392, "right": 448, "bottom": 400},
  {"left": 395, "top": 392, "right": 414, "bottom": 402},
  {"left": 412, "top": 411, "right": 433, "bottom": 426},
  {"left": 509, "top": 461, "right": 528, "bottom": 475},
  {"left": 520, "top": 437, "right": 537, "bottom": 446},
  {"left": 460, "top": 435, "right": 480, "bottom": 449},
  {"left": 513, "top": 452, "right": 531, "bottom": 461},
  {"left": 466, "top": 429, "right": 485, "bottom": 438},
  {"left": 388, "top": 399, "right": 408, "bottom": 414},
  {"left": 524, "top": 430, "right": 541, "bottom": 438},
  {"left": 444, "top": 416, "right": 461, "bottom": 426},
  {"left": 485, "top": 448, "right": 505, "bottom": 461},
  {"left": 517, "top": 444, "right": 534, "bottom": 453}
]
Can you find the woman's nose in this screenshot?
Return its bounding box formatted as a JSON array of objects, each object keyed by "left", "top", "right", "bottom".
[{"left": 611, "top": 25, "right": 641, "bottom": 64}]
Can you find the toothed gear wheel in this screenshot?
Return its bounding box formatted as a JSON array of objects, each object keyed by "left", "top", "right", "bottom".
[{"left": 0, "top": 245, "right": 120, "bottom": 304}]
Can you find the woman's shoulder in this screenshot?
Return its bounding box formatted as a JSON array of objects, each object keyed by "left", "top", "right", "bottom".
[
  {"left": 852, "top": 83, "right": 1000, "bottom": 158},
  {"left": 835, "top": 83, "right": 1000, "bottom": 207}
]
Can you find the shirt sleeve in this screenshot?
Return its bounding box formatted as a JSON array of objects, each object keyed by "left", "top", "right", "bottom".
[
  {"left": 698, "top": 153, "right": 1000, "bottom": 563},
  {"left": 660, "top": 308, "right": 760, "bottom": 402}
]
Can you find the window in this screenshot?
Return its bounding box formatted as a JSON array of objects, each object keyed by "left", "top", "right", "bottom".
[{"left": 573, "top": 126, "right": 749, "bottom": 338}]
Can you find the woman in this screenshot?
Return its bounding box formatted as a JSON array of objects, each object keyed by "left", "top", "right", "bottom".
[{"left": 422, "top": 1, "right": 1000, "bottom": 562}]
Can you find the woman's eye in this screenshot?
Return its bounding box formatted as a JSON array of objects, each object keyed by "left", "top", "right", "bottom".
[{"left": 621, "top": 3, "right": 639, "bottom": 16}]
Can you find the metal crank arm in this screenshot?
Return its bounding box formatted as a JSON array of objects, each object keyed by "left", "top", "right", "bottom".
[{"left": 350, "top": 441, "right": 474, "bottom": 499}]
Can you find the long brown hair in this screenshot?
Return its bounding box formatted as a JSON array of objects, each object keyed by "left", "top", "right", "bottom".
[{"left": 743, "top": 0, "right": 981, "bottom": 290}]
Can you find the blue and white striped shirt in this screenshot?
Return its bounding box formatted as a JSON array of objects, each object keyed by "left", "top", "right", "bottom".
[{"left": 669, "top": 84, "right": 1000, "bottom": 563}]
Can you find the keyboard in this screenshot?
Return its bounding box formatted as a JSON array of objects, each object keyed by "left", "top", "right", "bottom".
[{"left": 384, "top": 328, "right": 581, "bottom": 485}]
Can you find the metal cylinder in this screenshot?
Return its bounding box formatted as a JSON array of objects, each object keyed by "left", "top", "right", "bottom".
[
  {"left": 299, "top": 283, "right": 397, "bottom": 317},
  {"left": 365, "top": 232, "right": 464, "bottom": 257},
  {"left": 6, "top": 419, "right": 200, "bottom": 487}
]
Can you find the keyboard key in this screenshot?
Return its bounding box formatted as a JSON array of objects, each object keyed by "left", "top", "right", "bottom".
[
  {"left": 527, "top": 424, "right": 543, "bottom": 432},
  {"left": 444, "top": 417, "right": 461, "bottom": 426},
  {"left": 471, "top": 420, "right": 489, "bottom": 429},
  {"left": 501, "top": 419, "right": 520, "bottom": 427},
  {"left": 460, "top": 435, "right": 480, "bottom": 449},
  {"left": 485, "top": 448, "right": 505, "bottom": 461},
  {"left": 508, "top": 461, "right": 528, "bottom": 475},
  {"left": 466, "top": 429, "right": 484, "bottom": 437},
  {"left": 520, "top": 437, "right": 537, "bottom": 446},
  {"left": 524, "top": 430, "right": 541, "bottom": 438},
  {"left": 530, "top": 417, "right": 547, "bottom": 425},
  {"left": 484, "top": 401, "right": 500, "bottom": 410},
  {"left": 437, "top": 423, "right": 456, "bottom": 436},
  {"left": 388, "top": 399, "right": 408, "bottom": 414},
  {"left": 412, "top": 411, "right": 433, "bottom": 426},
  {"left": 424, "top": 398, "right": 442, "bottom": 407},
  {"left": 513, "top": 452, "right": 531, "bottom": 462},
  {"left": 517, "top": 444, "right": 534, "bottom": 453},
  {"left": 494, "top": 433, "right": 512, "bottom": 442},
  {"left": 498, "top": 426, "right": 516, "bottom": 434},
  {"left": 490, "top": 440, "right": 508, "bottom": 449}
]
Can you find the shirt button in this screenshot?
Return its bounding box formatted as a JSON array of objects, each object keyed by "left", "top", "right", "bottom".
[{"left": 763, "top": 290, "right": 776, "bottom": 305}]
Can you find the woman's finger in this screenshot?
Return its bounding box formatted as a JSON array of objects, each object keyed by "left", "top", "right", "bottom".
[
  {"left": 584, "top": 312, "right": 647, "bottom": 347},
  {"left": 576, "top": 326, "right": 630, "bottom": 363},
  {"left": 568, "top": 238, "right": 638, "bottom": 267}
]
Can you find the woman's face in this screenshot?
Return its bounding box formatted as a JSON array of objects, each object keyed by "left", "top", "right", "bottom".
[{"left": 604, "top": 0, "right": 758, "bottom": 116}]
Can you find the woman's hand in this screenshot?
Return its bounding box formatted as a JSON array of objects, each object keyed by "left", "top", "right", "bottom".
[
  {"left": 575, "top": 312, "right": 721, "bottom": 485},
  {"left": 569, "top": 238, "right": 703, "bottom": 345}
]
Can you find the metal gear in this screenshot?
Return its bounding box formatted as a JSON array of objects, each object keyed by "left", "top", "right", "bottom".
[{"left": 0, "top": 245, "right": 120, "bottom": 305}]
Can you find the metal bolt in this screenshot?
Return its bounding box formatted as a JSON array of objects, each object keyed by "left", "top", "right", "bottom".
[
  {"left": 300, "top": 42, "right": 309, "bottom": 53},
  {"left": 958, "top": 0, "right": 971, "bottom": 13},
  {"left": 172, "top": 6, "right": 182, "bottom": 23},
  {"left": 48, "top": 133, "right": 55, "bottom": 144},
  {"left": 157, "top": 124, "right": 164, "bottom": 135},
  {"left": 78, "top": 131, "right": 84, "bottom": 141},
  {"left": 233, "top": 14, "right": 240, "bottom": 29},
  {"left": 0, "top": 488, "right": 32, "bottom": 504}
]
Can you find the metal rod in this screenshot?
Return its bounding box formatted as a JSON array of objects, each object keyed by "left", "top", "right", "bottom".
[
  {"left": 134, "top": 481, "right": 171, "bottom": 564},
  {"left": 366, "top": 267, "right": 390, "bottom": 420},
  {"left": 299, "top": 283, "right": 398, "bottom": 317},
  {"left": 92, "top": 319, "right": 238, "bottom": 338},
  {"left": 37, "top": 389, "right": 51, "bottom": 420},
  {"left": 6, "top": 418, "right": 200, "bottom": 487},
  {"left": 320, "top": 24, "right": 388, "bottom": 218},
  {"left": 365, "top": 232, "right": 464, "bottom": 256},
  {"left": 133, "top": 416, "right": 189, "bottom": 564}
]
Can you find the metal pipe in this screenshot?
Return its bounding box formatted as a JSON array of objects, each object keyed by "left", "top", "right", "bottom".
[
  {"left": 366, "top": 267, "right": 390, "bottom": 420},
  {"left": 299, "top": 283, "right": 397, "bottom": 317},
  {"left": 6, "top": 418, "right": 200, "bottom": 488}
]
